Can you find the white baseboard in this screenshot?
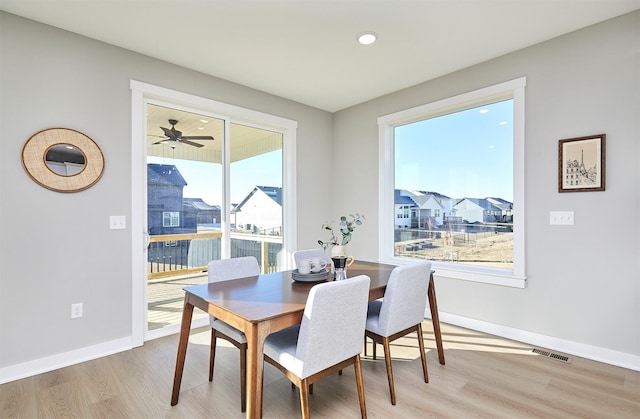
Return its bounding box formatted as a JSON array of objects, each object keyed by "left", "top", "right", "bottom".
[
  {"left": 0, "top": 337, "right": 133, "bottom": 384},
  {"left": 4, "top": 312, "right": 637, "bottom": 385},
  {"left": 0, "top": 316, "right": 210, "bottom": 385},
  {"left": 430, "top": 311, "right": 640, "bottom": 372}
]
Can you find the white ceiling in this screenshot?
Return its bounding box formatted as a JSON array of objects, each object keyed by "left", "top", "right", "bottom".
[{"left": 2, "top": 0, "right": 639, "bottom": 112}]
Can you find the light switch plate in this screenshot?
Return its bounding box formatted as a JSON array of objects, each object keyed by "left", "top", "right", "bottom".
[
  {"left": 550, "top": 211, "right": 574, "bottom": 225},
  {"left": 109, "top": 215, "right": 126, "bottom": 229}
]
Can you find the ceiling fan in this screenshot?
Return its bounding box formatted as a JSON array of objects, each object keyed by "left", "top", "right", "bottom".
[{"left": 151, "top": 119, "right": 214, "bottom": 148}]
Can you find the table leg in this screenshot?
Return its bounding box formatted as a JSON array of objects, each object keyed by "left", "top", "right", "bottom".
[
  {"left": 171, "top": 296, "right": 195, "bottom": 405},
  {"left": 245, "top": 322, "right": 270, "bottom": 419},
  {"left": 428, "top": 274, "right": 445, "bottom": 365}
]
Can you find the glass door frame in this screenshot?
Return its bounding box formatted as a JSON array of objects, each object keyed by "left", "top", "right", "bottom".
[{"left": 130, "top": 80, "right": 298, "bottom": 345}]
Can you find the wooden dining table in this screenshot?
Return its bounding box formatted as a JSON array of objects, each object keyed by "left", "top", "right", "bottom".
[{"left": 170, "top": 260, "right": 445, "bottom": 418}]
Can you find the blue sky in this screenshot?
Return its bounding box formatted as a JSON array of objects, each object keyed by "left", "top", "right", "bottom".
[
  {"left": 149, "top": 99, "right": 513, "bottom": 206},
  {"left": 395, "top": 99, "right": 514, "bottom": 202},
  {"left": 148, "top": 150, "right": 282, "bottom": 205}
]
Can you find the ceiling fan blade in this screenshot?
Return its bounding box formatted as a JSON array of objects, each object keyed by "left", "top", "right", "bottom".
[
  {"left": 181, "top": 135, "right": 215, "bottom": 141},
  {"left": 160, "top": 126, "right": 178, "bottom": 139},
  {"left": 152, "top": 139, "right": 170, "bottom": 145},
  {"left": 180, "top": 139, "right": 206, "bottom": 148}
]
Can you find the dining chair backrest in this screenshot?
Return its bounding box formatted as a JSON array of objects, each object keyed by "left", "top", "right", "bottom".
[
  {"left": 292, "top": 248, "right": 329, "bottom": 268},
  {"left": 207, "top": 256, "right": 260, "bottom": 283},
  {"left": 295, "top": 275, "right": 371, "bottom": 379},
  {"left": 377, "top": 261, "right": 432, "bottom": 337}
]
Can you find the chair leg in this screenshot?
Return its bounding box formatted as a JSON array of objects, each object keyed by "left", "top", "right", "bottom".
[
  {"left": 354, "top": 355, "right": 367, "bottom": 418},
  {"left": 363, "top": 335, "right": 368, "bottom": 356},
  {"left": 240, "top": 344, "right": 247, "bottom": 412},
  {"left": 299, "top": 379, "right": 311, "bottom": 419},
  {"left": 416, "top": 323, "right": 429, "bottom": 383},
  {"left": 293, "top": 382, "right": 313, "bottom": 395},
  {"left": 382, "top": 337, "right": 396, "bottom": 405},
  {"left": 209, "top": 329, "right": 217, "bottom": 382}
]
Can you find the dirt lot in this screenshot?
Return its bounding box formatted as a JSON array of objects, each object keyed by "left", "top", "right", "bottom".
[{"left": 397, "top": 232, "right": 514, "bottom": 269}]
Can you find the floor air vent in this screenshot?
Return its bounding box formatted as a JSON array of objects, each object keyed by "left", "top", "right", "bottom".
[{"left": 531, "top": 348, "right": 572, "bottom": 363}]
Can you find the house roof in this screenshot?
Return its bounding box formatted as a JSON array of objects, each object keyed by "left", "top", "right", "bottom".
[
  {"left": 486, "top": 197, "right": 514, "bottom": 210},
  {"left": 412, "top": 190, "right": 451, "bottom": 199},
  {"left": 183, "top": 198, "right": 220, "bottom": 211},
  {"left": 147, "top": 164, "right": 187, "bottom": 187},
  {"left": 454, "top": 198, "right": 504, "bottom": 211},
  {"left": 234, "top": 186, "right": 283, "bottom": 211},
  {"left": 395, "top": 189, "right": 417, "bottom": 206}
]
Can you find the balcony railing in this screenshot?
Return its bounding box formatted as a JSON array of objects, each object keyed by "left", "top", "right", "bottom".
[{"left": 148, "top": 231, "right": 283, "bottom": 279}]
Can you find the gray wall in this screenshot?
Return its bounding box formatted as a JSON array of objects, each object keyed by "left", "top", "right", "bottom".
[
  {"left": 1, "top": 9, "right": 638, "bottom": 376},
  {"left": 0, "top": 12, "right": 332, "bottom": 369},
  {"left": 334, "top": 11, "right": 639, "bottom": 360}
]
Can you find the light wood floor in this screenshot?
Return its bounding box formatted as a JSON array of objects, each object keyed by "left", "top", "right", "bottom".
[{"left": 2, "top": 322, "right": 638, "bottom": 418}]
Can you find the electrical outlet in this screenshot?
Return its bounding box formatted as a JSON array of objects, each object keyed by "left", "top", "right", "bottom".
[
  {"left": 550, "top": 211, "right": 574, "bottom": 225},
  {"left": 71, "top": 303, "right": 83, "bottom": 319}
]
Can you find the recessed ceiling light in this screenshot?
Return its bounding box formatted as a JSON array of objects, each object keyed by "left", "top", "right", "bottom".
[
  {"left": 358, "top": 32, "right": 377, "bottom": 45},
  {"left": 199, "top": 119, "right": 208, "bottom": 123}
]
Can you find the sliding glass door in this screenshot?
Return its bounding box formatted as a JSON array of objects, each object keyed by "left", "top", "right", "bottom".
[{"left": 143, "top": 102, "right": 285, "bottom": 336}]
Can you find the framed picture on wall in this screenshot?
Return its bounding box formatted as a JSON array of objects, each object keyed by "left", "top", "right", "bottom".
[{"left": 558, "top": 134, "right": 606, "bottom": 192}]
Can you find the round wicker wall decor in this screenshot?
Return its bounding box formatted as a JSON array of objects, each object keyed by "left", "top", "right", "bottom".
[{"left": 22, "top": 128, "right": 104, "bottom": 192}]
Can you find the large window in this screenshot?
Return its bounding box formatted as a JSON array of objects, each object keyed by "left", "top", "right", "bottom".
[{"left": 378, "top": 78, "right": 526, "bottom": 287}]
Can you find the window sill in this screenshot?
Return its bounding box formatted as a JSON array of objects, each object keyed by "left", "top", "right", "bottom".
[{"left": 379, "top": 257, "right": 527, "bottom": 288}]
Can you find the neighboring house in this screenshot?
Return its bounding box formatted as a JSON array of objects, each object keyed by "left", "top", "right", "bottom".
[
  {"left": 147, "top": 163, "right": 192, "bottom": 235},
  {"left": 183, "top": 197, "right": 221, "bottom": 226},
  {"left": 408, "top": 190, "right": 453, "bottom": 227},
  {"left": 395, "top": 189, "right": 513, "bottom": 228},
  {"left": 453, "top": 197, "right": 512, "bottom": 223},
  {"left": 148, "top": 165, "right": 223, "bottom": 235},
  {"left": 148, "top": 166, "right": 224, "bottom": 268},
  {"left": 395, "top": 189, "right": 455, "bottom": 229},
  {"left": 233, "top": 186, "right": 283, "bottom": 234},
  {"left": 486, "top": 197, "right": 514, "bottom": 223},
  {"left": 394, "top": 189, "right": 416, "bottom": 229}
]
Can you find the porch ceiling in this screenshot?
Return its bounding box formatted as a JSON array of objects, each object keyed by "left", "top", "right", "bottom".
[{"left": 146, "top": 104, "right": 282, "bottom": 164}]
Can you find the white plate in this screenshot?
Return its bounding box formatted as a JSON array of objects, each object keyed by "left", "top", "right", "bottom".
[{"left": 291, "top": 269, "right": 330, "bottom": 282}]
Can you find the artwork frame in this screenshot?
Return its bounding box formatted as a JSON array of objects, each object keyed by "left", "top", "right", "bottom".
[{"left": 558, "top": 134, "right": 606, "bottom": 193}]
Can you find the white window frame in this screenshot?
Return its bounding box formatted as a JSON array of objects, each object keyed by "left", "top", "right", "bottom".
[
  {"left": 162, "top": 211, "right": 180, "bottom": 227},
  {"left": 378, "top": 77, "right": 526, "bottom": 288}
]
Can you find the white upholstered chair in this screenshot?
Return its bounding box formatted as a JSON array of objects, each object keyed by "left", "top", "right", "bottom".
[
  {"left": 263, "top": 275, "right": 371, "bottom": 419},
  {"left": 364, "top": 261, "right": 432, "bottom": 405},
  {"left": 292, "top": 248, "right": 329, "bottom": 269},
  {"left": 207, "top": 256, "right": 260, "bottom": 412}
]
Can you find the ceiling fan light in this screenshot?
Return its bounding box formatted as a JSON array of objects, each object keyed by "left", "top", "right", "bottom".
[{"left": 358, "top": 32, "right": 377, "bottom": 45}]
